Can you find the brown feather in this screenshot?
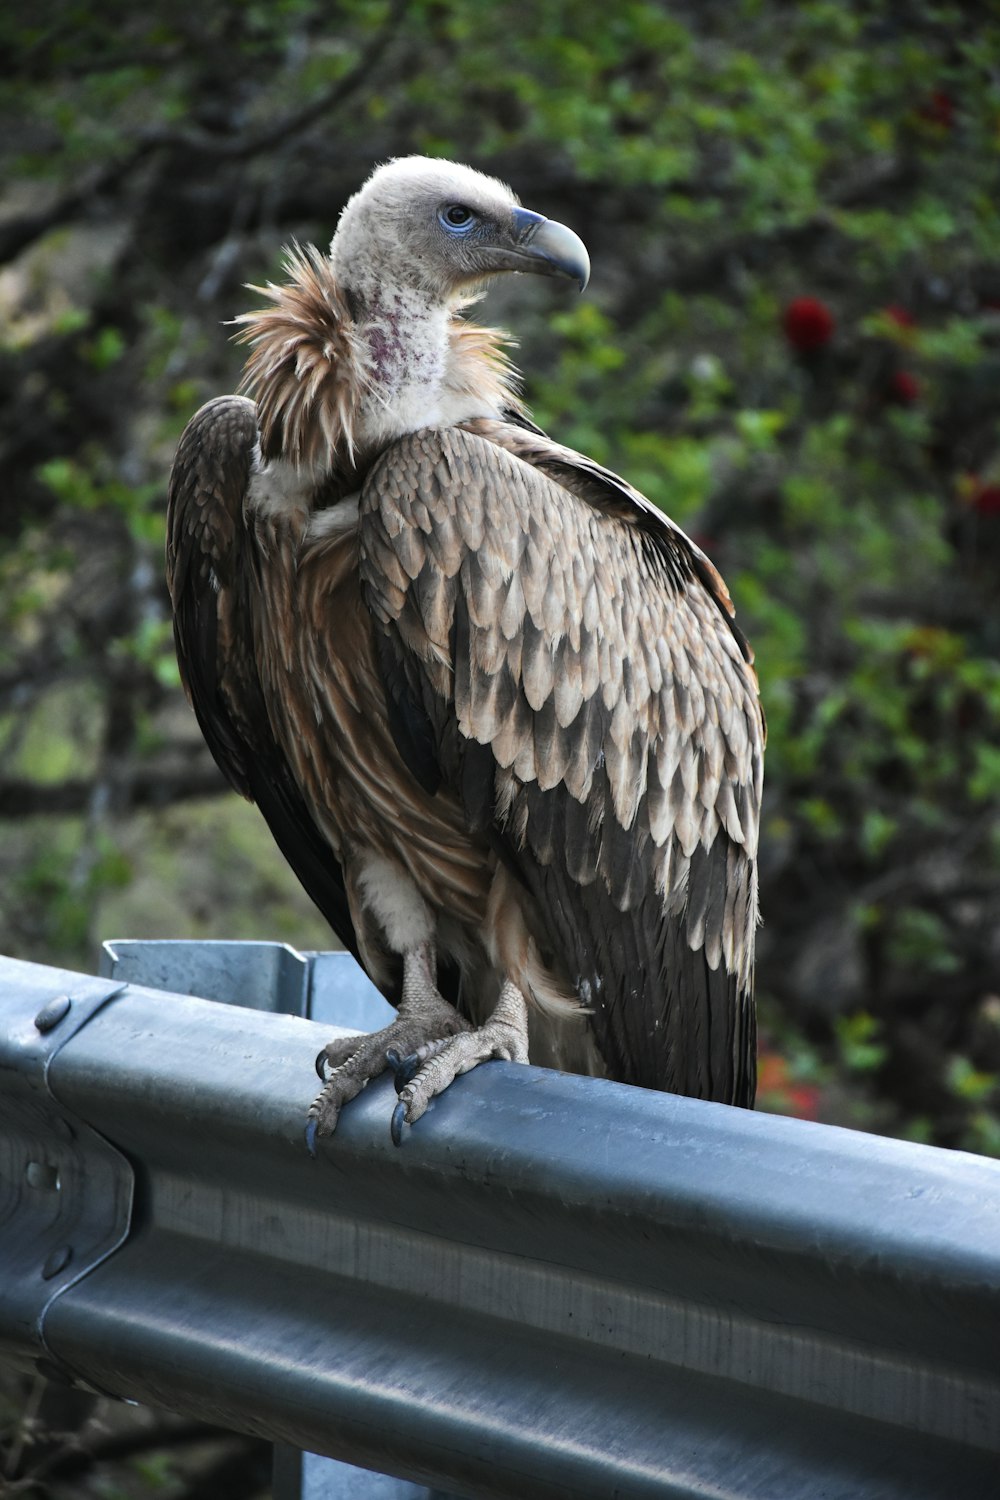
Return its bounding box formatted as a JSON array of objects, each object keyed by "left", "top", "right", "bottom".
[
  {"left": 233, "top": 244, "right": 367, "bottom": 471},
  {"left": 359, "top": 418, "right": 764, "bottom": 1102}
]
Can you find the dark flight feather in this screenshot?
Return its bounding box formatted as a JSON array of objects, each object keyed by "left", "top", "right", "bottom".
[
  {"left": 359, "top": 421, "right": 763, "bottom": 1104},
  {"left": 167, "top": 397, "right": 380, "bottom": 993}
]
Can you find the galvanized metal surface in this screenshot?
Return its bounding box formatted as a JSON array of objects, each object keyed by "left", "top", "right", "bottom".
[
  {"left": 100, "top": 937, "right": 311, "bottom": 1014},
  {"left": 273, "top": 1445, "right": 451, "bottom": 1499},
  {"left": 305, "top": 948, "right": 397, "bottom": 1031},
  {"left": 0, "top": 964, "right": 132, "bottom": 1381},
  {"left": 100, "top": 937, "right": 397, "bottom": 1030},
  {"left": 2, "top": 951, "right": 1000, "bottom": 1498},
  {"left": 99, "top": 940, "right": 437, "bottom": 1500}
]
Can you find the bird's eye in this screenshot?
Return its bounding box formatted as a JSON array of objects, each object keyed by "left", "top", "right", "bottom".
[{"left": 439, "top": 204, "right": 476, "bottom": 233}]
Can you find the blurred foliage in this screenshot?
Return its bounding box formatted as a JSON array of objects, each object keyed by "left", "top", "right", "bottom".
[
  {"left": 0, "top": 1369, "right": 271, "bottom": 1497},
  {"left": 1, "top": 0, "right": 999, "bottom": 1166}
]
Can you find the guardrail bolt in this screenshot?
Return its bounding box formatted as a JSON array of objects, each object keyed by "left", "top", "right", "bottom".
[
  {"left": 42, "top": 1246, "right": 73, "bottom": 1280},
  {"left": 34, "top": 996, "right": 72, "bottom": 1033}
]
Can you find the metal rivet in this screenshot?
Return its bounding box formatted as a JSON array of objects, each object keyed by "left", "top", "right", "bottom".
[
  {"left": 35, "top": 995, "right": 72, "bottom": 1033},
  {"left": 26, "top": 1161, "right": 60, "bottom": 1191},
  {"left": 42, "top": 1246, "right": 73, "bottom": 1280}
]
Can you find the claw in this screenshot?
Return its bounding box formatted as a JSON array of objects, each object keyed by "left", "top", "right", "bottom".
[
  {"left": 390, "top": 1099, "right": 408, "bottom": 1147},
  {"left": 304, "top": 1117, "right": 320, "bottom": 1158},
  {"left": 386, "top": 1048, "right": 420, "bottom": 1092},
  {"left": 314, "top": 1047, "right": 330, "bottom": 1083}
]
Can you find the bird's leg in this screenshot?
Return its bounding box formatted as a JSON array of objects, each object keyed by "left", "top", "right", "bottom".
[
  {"left": 305, "top": 942, "right": 469, "bottom": 1152},
  {"left": 388, "top": 977, "right": 530, "bottom": 1146}
]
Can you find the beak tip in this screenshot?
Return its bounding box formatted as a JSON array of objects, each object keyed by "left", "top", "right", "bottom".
[{"left": 513, "top": 211, "right": 590, "bottom": 294}]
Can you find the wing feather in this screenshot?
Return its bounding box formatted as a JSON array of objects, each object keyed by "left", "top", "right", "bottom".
[
  {"left": 166, "top": 395, "right": 368, "bottom": 981},
  {"left": 359, "top": 421, "right": 763, "bottom": 1105}
]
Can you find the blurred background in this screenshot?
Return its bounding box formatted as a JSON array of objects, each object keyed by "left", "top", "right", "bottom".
[{"left": 2, "top": 2, "right": 999, "bottom": 1493}]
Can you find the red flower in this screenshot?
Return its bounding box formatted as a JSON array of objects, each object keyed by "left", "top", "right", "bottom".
[
  {"left": 757, "top": 1052, "right": 821, "bottom": 1122},
  {"left": 918, "top": 90, "right": 955, "bottom": 129},
  {"left": 972, "top": 484, "right": 1000, "bottom": 517},
  {"left": 783, "top": 296, "right": 835, "bottom": 352},
  {"left": 884, "top": 304, "right": 915, "bottom": 328},
  {"left": 956, "top": 473, "right": 1000, "bottom": 514},
  {"left": 887, "top": 369, "right": 921, "bottom": 405}
]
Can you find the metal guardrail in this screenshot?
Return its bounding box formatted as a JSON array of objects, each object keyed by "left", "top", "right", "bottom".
[{"left": 2, "top": 942, "right": 1000, "bottom": 1499}]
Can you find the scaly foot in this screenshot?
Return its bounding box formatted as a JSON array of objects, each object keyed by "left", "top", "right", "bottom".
[
  {"left": 305, "top": 944, "right": 469, "bottom": 1153},
  {"left": 388, "top": 979, "right": 530, "bottom": 1145},
  {"left": 306, "top": 1002, "right": 469, "bottom": 1153}
]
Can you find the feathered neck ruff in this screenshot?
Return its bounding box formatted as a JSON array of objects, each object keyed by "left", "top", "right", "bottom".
[{"left": 233, "top": 244, "right": 525, "bottom": 475}]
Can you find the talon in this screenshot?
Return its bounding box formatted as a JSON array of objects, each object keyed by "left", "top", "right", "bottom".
[
  {"left": 390, "top": 1099, "right": 408, "bottom": 1147},
  {"left": 305, "top": 1117, "right": 319, "bottom": 1157},
  {"left": 387, "top": 1049, "right": 421, "bottom": 1092},
  {"left": 314, "top": 1047, "right": 330, "bottom": 1083}
]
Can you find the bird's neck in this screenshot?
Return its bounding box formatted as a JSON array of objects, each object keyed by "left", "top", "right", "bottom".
[
  {"left": 236, "top": 250, "right": 521, "bottom": 511},
  {"left": 350, "top": 284, "right": 458, "bottom": 448}
]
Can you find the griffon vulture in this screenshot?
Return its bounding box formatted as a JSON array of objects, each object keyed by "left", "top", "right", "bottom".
[{"left": 166, "top": 157, "right": 764, "bottom": 1148}]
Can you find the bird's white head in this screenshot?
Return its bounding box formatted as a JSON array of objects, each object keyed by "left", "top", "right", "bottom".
[
  {"left": 329, "top": 156, "right": 590, "bottom": 309},
  {"left": 237, "top": 157, "right": 590, "bottom": 470}
]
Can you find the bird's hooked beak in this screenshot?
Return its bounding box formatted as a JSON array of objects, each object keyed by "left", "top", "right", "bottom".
[{"left": 493, "top": 207, "right": 591, "bottom": 291}]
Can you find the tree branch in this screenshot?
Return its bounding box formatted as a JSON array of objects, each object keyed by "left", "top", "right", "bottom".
[
  {"left": 170, "top": 0, "right": 408, "bottom": 162},
  {"left": 0, "top": 141, "right": 159, "bottom": 265},
  {"left": 0, "top": 0, "right": 407, "bottom": 267},
  {"left": 0, "top": 760, "right": 230, "bottom": 819}
]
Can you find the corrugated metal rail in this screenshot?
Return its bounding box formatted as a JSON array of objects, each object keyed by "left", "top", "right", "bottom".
[{"left": 1, "top": 943, "right": 999, "bottom": 1499}]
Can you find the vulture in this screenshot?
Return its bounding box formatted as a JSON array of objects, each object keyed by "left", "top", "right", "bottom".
[{"left": 166, "top": 157, "right": 764, "bottom": 1149}]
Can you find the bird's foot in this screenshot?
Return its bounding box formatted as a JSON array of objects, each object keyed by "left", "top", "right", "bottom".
[
  {"left": 306, "top": 997, "right": 469, "bottom": 1153},
  {"left": 387, "top": 979, "right": 530, "bottom": 1146}
]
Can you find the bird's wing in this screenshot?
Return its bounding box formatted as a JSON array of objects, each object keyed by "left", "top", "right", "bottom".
[
  {"left": 166, "top": 395, "right": 366, "bottom": 975},
  {"left": 359, "top": 421, "right": 764, "bottom": 1104}
]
